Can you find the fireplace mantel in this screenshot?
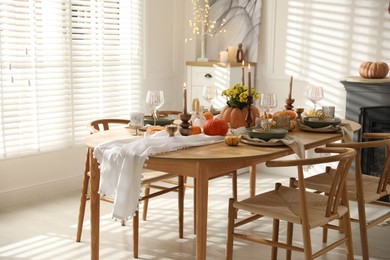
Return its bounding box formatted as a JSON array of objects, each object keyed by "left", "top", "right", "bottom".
[{"left": 341, "top": 77, "right": 390, "bottom": 123}]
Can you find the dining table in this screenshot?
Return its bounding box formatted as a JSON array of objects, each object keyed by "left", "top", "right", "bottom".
[{"left": 84, "top": 119, "right": 360, "bottom": 260}]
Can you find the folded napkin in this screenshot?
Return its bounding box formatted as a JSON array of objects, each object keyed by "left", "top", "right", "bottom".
[
  {"left": 241, "top": 134, "right": 305, "bottom": 159},
  {"left": 93, "top": 130, "right": 224, "bottom": 220},
  {"left": 299, "top": 122, "right": 353, "bottom": 143}
]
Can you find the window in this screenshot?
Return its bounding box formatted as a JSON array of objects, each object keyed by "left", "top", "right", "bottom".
[{"left": 0, "top": 0, "right": 142, "bottom": 159}]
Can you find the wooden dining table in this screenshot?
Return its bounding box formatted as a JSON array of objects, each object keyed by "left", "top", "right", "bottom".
[{"left": 84, "top": 120, "right": 360, "bottom": 260}]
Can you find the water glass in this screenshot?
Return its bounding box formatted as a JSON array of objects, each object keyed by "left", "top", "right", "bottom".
[
  {"left": 322, "top": 106, "right": 335, "bottom": 118},
  {"left": 276, "top": 115, "right": 290, "bottom": 130},
  {"left": 130, "top": 112, "right": 145, "bottom": 135}
]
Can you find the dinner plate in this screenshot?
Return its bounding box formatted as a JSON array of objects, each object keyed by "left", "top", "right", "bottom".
[
  {"left": 144, "top": 115, "right": 175, "bottom": 126},
  {"left": 303, "top": 117, "right": 341, "bottom": 128},
  {"left": 246, "top": 128, "right": 288, "bottom": 141},
  {"left": 240, "top": 135, "right": 286, "bottom": 147}
]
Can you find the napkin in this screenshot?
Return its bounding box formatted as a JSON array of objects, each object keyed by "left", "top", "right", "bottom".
[
  {"left": 93, "top": 131, "right": 224, "bottom": 220},
  {"left": 241, "top": 134, "right": 305, "bottom": 159},
  {"left": 299, "top": 122, "right": 353, "bottom": 143}
]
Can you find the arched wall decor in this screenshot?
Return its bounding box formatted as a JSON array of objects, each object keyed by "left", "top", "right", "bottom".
[{"left": 207, "top": 0, "right": 262, "bottom": 62}]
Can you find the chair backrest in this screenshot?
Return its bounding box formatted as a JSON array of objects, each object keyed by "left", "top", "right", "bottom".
[
  {"left": 88, "top": 119, "right": 130, "bottom": 134},
  {"left": 266, "top": 147, "right": 356, "bottom": 218},
  {"left": 327, "top": 134, "right": 390, "bottom": 195}
]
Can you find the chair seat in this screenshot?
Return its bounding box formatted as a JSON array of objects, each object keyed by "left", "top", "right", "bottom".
[
  {"left": 305, "top": 169, "right": 389, "bottom": 202},
  {"left": 234, "top": 185, "right": 348, "bottom": 229}
]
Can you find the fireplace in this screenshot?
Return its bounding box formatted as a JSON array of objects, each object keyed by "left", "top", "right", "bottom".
[
  {"left": 342, "top": 79, "right": 390, "bottom": 177},
  {"left": 359, "top": 106, "right": 390, "bottom": 177}
]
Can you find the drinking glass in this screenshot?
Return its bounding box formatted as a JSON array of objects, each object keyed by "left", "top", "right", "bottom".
[
  {"left": 307, "top": 86, "right": 324, "bottom": 110},
  {"left": 259, "top": 93, "right": 278, "bottom": 116},
  {"left": 202, "top": 85, "right": 216, "bottom": 110},
  {"left": 129, "top": 112, "right": 145, "bottom": 135},
  {"left": 146, "top": 90, "right": 164, "bottom": 125}
]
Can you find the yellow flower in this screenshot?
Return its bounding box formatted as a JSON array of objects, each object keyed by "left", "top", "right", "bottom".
[{"left": 221, "top": 83, "right": 260, "bottom": 109}]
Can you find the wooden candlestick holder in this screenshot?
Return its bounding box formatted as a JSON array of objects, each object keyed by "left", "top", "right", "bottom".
[
  {"left": 179, "top": 113, "right": 192, "bottom": 136},
  {"left": 246, "top": 95, "right": 253, "bottom": 128},
  {"left": 285, "top": 97, "right": 295, "bottom": 111}
]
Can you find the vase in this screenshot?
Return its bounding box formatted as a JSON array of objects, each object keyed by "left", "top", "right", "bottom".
[{"left": 220, "top": 106, "right": 260, "bottom": 129}]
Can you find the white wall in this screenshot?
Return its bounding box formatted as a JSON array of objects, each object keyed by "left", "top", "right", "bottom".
[
  {"left": 0, "top": 0, "right": 187, "bottom": 207},
  {"left": 257, "top": 0, "right": 390, "bottom": 118}
]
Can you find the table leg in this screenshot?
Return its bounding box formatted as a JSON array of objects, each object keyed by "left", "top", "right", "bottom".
[
  {"left": 249, "top": 164, "right": 256, "bottom": 197},
  {"left": 90, "top": 150, "right": 100, "bottom": 260},
  {"left": 195, "top": 165, "right": 209, "bottom": 260}
]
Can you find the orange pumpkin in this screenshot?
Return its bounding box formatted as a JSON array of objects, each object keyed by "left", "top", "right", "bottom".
[
  {"left": 272, "top": 110, "right": 296, "bottom": 121},
  {"left": 189, "top": 126, "right": 202, "bottom": 135},
  {"left": 219, "top": 106, "right": 260, "bottom": 129},
  {"left": 203, "top": 118, "right": 229, "bottom": 136},
  {"left": 203, "top": 111, "right": 214, "bottom": 120},
  {"left": 359, "top": 62, "right": 389, "bottom": 79}
]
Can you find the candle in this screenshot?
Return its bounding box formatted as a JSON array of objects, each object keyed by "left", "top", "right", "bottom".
[
  {"left": 248, "top": 64, "right": 251, "bottom": 96},
  {"left": 228, "top": 46, "right": 236, "bottom": 63},
  {"left": 241, "top": 60, "right": 245, "bottom": 86},
  {"left": 183, "top": 83, "right": 187, "bottom": 114},
  {"left": 288, "top": 76, "right": 293, "bottom": 99},
  {"left": 220, "top": 51, "right": 228, "bottom": 63}
]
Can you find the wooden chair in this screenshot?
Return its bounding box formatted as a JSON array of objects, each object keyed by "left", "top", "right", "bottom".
[
  {"left": 303, "top": 133, "right": 390, "bottom": 260},
  {"left": 76, "top": 118, "right": 184, "bottom": 258},
  {"left": 226, "top": 147, "right": 356, "bottom": 260}
]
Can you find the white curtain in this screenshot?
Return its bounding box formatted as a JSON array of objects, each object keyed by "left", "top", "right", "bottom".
[{"left": 0, "top": 0, "right": 142, "bottom": 159}]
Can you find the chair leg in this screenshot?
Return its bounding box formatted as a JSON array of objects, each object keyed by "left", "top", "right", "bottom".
[
  {"left": 142, "top": 187, "right": 150, "bottom": 221},
  {"left": 178, "top": 176, "right": 184, "bottom": 239},
  {"left": 286, "top": 178, "right": 295, "bottom": 260},
  {"left": 76, "top": 148, "right": 91, "bottom": 242},
  {"left": 133, "top": 211, "right": 139, "bottom": 258},
  {"left": 226, "top": 198, "right": 235, "bottom": 260},
  {"left": 343, "top": 212, "right": 354, "bottom": 260},
  {"left": 357, "top": 194, "right": 370, "bottom": 260},
  {"left": 271, "top": 218, "right": 279, "bottom": 260},
  {"left": 286, "top": 222, "right": 293, "bottom": 260}
]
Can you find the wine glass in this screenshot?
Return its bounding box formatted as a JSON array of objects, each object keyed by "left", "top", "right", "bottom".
[
  {"left": 129, "top": 112, "right": 145, "bottom": 135},
  {"left": 202, "top": 85, "right": 216, "bottom": 111},
  {"left": 146, "top": 90, "right": 164, "bottom": 125},
  {"left": 259, "top": 93, "right": 278, "bottom": 116},
  {"left": 307, "top": 86, "right": 324, "bottom": 110}
]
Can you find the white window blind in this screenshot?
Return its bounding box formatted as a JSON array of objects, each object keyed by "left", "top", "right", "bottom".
[{"left": 0, "top": 0, "right": 142, "bottom": 159}]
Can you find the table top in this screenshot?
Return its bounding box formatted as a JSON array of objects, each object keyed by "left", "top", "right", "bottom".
[{"left": 85, "top": 120, "right": 360, "bottom": 163}]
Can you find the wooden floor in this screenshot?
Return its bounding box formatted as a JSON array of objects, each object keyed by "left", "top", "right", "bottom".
[{"left": 1, "top": 164, "right": 389, "bottom": 260}]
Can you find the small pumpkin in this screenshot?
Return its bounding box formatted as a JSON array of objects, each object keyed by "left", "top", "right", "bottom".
[
  {"left": 224, "top": 135, "right": 240, "bottom": 146},
  {"left": 189, "top": 125, "right": 202, "bottom": 135},
  {"left": 272, "top": 110, "right": 296, "bottom": 121},
  {"left": 203, "top": 111, "right": 214, "bottom": 120},
  {"left": 203, "top": 118, "right": 229, "bottom": 136},
  {"left": 359, "top": 61, "right": 389, "bottom": 79}
]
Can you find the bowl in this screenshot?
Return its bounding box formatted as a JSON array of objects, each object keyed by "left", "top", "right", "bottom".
[
  {"left": 246, "top": 128, "right": 288, "bottom": 141},
  {"left": 303, "top": 117, "right": 341, "bottom": 128}
]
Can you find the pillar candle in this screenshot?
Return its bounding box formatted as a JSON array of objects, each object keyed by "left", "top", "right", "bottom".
[
  {"left": 241, "top": 60, "right": 245, "bottom": 86},
  {"left": 220, "top": 51, "right": 228, "bottom": 63},
  {"left": 183, "top": 83, "right": 187, "bottom": 114},
  {"left": 228, "top": 46, "right": 236, "bottom": 63},
  {"left": 248, "top": 64, "right": 251, "bottom": 96},
  {"left": 288, "top": 76, "right": 293, "bottom": 99}
]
